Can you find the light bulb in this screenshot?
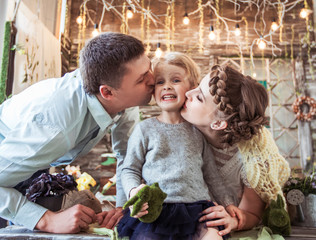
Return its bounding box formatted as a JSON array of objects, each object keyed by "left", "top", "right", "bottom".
[
  {"left": 271, "top": 21, "right": 279, "bottom": 31},
  {"left": 208, "top": 26, "right": 215, "bottom": 40},
  {"left": 92, "top": 24, "right": 99, "bottom": 37},
  {"left": 300, "top": 8, "right": 307, "bottom": 18},
  {"left": 234, "top": 24, "right": 241, "bottom": 36},
  {"left": 76, "top": 16, "right": 83, "bottom": 25},
  {"left": 155, "top": 43, "right": 163, "bottom": 58},
  {"left": 127, "top": 7, "right": 133, "bottom": 19},
  {"left": 183, "top": 13, "right": 190, "bottom": 25},
  {"left": 252, "top": 72, "right": 257, "bottom": 78},
  {"left": 257, "top": 38, "right": 266, "bottom": 50}
]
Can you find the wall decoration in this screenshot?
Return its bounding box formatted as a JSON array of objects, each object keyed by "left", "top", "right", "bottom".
[{"left": 12, "top": 1, "right": 61, "bottom": 94}]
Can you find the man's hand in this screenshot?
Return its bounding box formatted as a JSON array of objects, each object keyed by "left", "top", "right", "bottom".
[
  {"left": 36, "top": 204, "right": 96, "bottom": 233},
  {"left": 96, "top": 207, "right": 123, "bottom": 229}
]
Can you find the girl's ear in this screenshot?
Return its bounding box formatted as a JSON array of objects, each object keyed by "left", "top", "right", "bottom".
[
  {"left": 210, "top": 120, "right": 227, "bottom": 130},
  {"left": 99, "top": 85, "right": 114, "bottom": 100}
]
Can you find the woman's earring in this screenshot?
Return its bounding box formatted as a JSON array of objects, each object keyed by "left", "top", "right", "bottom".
[{"left": 210, "top": 120, "right": 227, "bottom": 130}]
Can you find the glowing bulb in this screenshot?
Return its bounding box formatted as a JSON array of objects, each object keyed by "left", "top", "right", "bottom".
[
  {"left": 271, "top": 22, "right": 278, "bottom": 31},
  {"left": 127, "top": 7, "right": 133, "bottom": 19},
  {"left": 183, "top": 13, "right": 190, "bottom": 25},
  {"left": 92, "top": 24, "right": 99, "bottom": 37},
  {"left": 208, "top": 26, "right": 215, "bottom": 40},
  {"left": 252, "top": 72, "right": 257, "bottom": 78},
  {"left": 76, "top": 16, "right": 83, "bottom": 25},
  {"left": 257, "top": 38, "right": 266, "bottom": 50},
  {"left": 234, "top": 24, "right": 241, "bottom": 36},
  {"left": 155, "top": 43, "right": 163, "bottom": 58}
]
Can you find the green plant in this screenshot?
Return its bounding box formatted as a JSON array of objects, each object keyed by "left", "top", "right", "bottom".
[
  {"left": 0, "top": 21, "right": 11, "bottom": 104},
  {"left": 283, "top": 172, "right": 316, "bottom": 196}
]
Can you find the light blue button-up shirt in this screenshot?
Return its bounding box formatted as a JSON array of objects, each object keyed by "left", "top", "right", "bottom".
[{"left": 0, "top": 69, "right": 139, "bottom": 230}]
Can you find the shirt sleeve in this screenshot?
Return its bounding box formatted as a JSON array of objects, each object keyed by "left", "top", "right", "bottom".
[
  {"left": 0, "top": 115, "right": 70, "bottom": 229},
  {"left": 120, "top": 123, "right": 146, "bottom": 200},
  {"left": 110, "top": 107, "right": 140, "bottom": 207},
  {"left": 202, "top": 138, "right": 235, "bottom": 207}
]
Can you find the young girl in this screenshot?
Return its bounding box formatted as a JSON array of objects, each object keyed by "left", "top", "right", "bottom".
[
  {"left": 117, "top": 52, "right": 240, "bottom": 240},
  {"left": 181, "top": 64, "right": 290, "bottom": 237}
]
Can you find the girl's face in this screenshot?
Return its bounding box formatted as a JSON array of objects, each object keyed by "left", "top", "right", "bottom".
[
  {"left": 154, "top": 62, "right": 192, "bottom": 112},
  {"left": 181, "top": 73, "right": 219, "bottom": 127}
]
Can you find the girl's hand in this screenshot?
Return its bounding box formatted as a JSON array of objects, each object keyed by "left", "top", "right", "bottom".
[
  {"left": 199, "top": 204, "right": 239, "bottom": 237},
  {"left": 129, "top": 184, "right": 148, "bottom": 218},
  {"left": 225, "top": 204, "right": 245, "bottom": 230}
]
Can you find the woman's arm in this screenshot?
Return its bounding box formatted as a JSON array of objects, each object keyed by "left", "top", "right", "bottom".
[
  {"left": 237, "top": 187, "right": 266, "bottom": 230},
  {"left": 199, "top": 187, "right": 266, "bottom": 236}
]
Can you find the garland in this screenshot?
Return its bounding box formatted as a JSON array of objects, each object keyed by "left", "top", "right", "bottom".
[
  {"left": 292, "top": 96, "right": 316, "bottom": 121},
  {"left": 0, "top": 21, "right": 11, "bottom": 104},
  {"left": 120, "top": 2, "right": 127, "bottom": 34},
  {"left": 145, "top": 6, "right": 151, "bottom": 55},
  {"left": 198, "top": 0, "right": 204, "bottom": 53}
]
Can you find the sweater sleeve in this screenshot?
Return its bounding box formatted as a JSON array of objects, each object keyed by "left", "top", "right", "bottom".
[
  {"left": 120, "top": 123, "right": 146, "bottom": 199},
  {"left": 202, "top": 138, "right": 235, "bottom": 207}
]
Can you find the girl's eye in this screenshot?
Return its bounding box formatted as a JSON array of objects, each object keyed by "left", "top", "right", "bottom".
[
  {"left": 156, "top": 80, "right": 164, "bottom": 85},
  {"left": 173, "top": 79, "right": 181, "bottom": 83}
]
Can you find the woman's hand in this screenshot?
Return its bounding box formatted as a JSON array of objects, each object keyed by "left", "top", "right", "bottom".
[
  {"left": 199, "top": 204, "right": 239, "bottom": 237},
  {"left": 226, "top": 204, "right": 245, "bottom": 230},
  {"left": 129, "top": 184, "right": 148, "bottom": 218}
]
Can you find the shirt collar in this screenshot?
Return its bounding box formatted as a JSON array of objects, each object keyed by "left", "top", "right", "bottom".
[{"left": 86, "top": 93, "right": 115, "bottom": 131}]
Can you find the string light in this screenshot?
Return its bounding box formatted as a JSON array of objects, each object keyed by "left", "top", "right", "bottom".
[
  {"left": 126, "top": 7, "right": 133, "bottom": 19},
  {"left": 155, "top": 43, "right": 163, "bottom": 58},
  {"left": 76, "top": 15, "right": 83, "bottom": 24},
  {"left": 234, "top": 23, "right": 241, "bottom": 36},
  {"left": 271, "top": 18, "right": 279, "bottom": 31},
  {"left": 208, "top": 25, "right": 215, "bottom": 40},
  {"left": 252, "top": 72, "right": 257, "bottom": 78},
  {"left": 92, "top": 23, "right": 99, "bottom": 37},
  {"left": 183, "top": 13, "right": 190, "bottom": 25},
  {"left": 257, "top": 37, "right": 266, "bottom": 50}
]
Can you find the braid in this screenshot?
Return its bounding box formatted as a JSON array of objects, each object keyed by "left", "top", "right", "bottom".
[{"left": 209, "top": 64, "right": 269, "bottom": 146}]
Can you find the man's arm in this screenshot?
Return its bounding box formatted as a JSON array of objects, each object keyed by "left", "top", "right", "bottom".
[{"left": 0, "top": 119, "right": 70, "bottom": 229}]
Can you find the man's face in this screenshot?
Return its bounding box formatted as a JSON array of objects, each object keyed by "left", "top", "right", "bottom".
[{"left": 115, "top": 54, "right": 154, "bottom": 109}]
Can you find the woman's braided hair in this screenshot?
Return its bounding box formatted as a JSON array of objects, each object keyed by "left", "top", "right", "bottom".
[{"left": 209, "top": 64, "right": 269, "bottom": 147}]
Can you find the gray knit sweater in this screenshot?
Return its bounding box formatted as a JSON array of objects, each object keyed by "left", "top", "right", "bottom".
[{"left": 121, "top": 118, "right": 233, "bottom": 206}]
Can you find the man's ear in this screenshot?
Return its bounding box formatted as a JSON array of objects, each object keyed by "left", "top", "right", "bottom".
[
  {"left": 99, "top": 85, "right": 114, "bottom": 100},
  {"left": 210, "top": 120, "right": 227, "bottom": 130}
]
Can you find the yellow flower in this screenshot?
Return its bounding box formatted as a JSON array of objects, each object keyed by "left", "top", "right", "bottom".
[{"left": 76, "top": 172, "right": 97, "bottom": 191}]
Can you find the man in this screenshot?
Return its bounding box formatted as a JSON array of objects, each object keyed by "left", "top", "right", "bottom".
[{"left": 0, "top": 32, "right": 154, "bottom": 233}]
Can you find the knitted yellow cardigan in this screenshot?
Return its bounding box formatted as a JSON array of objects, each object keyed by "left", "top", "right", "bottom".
[{"left": 237, "top": 127, "right": 291, "bottom": 205}]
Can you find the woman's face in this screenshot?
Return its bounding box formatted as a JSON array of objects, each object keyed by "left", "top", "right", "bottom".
[{"left": 181, "top": 73, "right": 219, "bottom": 127}]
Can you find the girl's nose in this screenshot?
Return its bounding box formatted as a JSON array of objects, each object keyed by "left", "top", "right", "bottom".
[{"left": 163, "top": 83, "right": 172, "bottom": 90}]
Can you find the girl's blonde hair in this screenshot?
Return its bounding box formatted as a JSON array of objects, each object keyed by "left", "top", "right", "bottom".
[{"left": 152, "top": 52, "right": 200, "bottom": 88}]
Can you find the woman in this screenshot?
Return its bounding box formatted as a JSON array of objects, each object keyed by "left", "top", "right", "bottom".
[{"left": 181, "top": 64, "right": 291, "bottom": 237}]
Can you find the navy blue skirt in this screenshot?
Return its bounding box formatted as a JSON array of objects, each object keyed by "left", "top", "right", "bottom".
[{"left": 117, "top": 200, "right": 229, "bottom": 240}]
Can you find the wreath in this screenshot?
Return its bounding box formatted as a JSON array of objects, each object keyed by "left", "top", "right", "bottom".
[{"left": 292, "top": 96, "right": 316, "bottom": 121}]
